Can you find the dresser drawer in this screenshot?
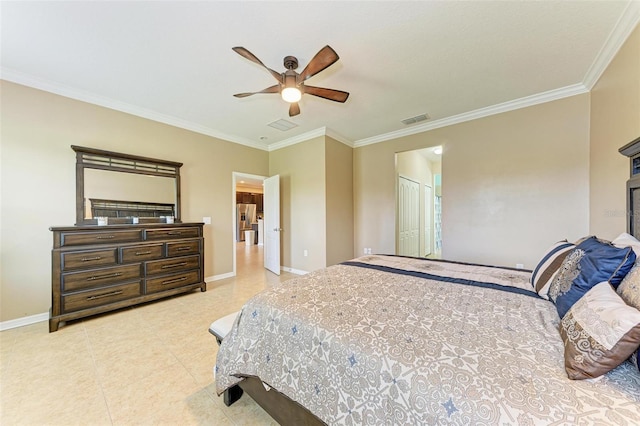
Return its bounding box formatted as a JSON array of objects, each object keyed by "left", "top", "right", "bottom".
[
  {"left": 61, "top": 248, "right": 117, "bottom": 270},
  {"left": 145, "top": 227, "right": 200, "bottom": 240},
  {"left": 145, "top": 255, "right": 200, "bottom": 276},
  {"left": 120, "top": 244, "right": 164, "bottom": 263},
  {"left": 146, "top": 270, "right": 201, "bottom": 294},
  {"left": 63, "top": 281, "right": 142, "bottom": 313},
  {"left": 60, "top": 229, "right": 142, "bottom": 247},
  {"left": 166, "top": 240, "right": 200, "bottom": 257},
  {"left": 62, "top": 264, "right": 142, "bottom": 292}
]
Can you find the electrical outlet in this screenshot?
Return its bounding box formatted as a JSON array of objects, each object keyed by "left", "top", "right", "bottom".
[
  {"left": 202, "top": 216, "right": 211, "bottom": 224},
  {"left": 303, "top": 249, "right": 308, "bottom": 257},
  {"left": 364, "top": 248, "right": 368, "bottom": 254},
  {"left": 364, "top": 248, "right": 372, "bottom": 254},
  {"left": 516, "top": 263, "right": 524, "bottom": 269}
]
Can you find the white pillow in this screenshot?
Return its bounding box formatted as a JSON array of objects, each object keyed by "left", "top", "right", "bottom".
[{"left": 612, "top": 232, "right": 640, "bottom": 257}]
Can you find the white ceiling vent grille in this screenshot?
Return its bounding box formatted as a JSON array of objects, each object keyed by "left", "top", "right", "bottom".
[
  {"left": 401, "top": 113, "right": 430, "bottom": 125},
  {"left": 267, "top": 119, "right": 299, "bottom": 131}
]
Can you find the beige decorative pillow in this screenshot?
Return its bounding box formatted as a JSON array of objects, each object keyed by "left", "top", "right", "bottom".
[
  {"left": 618, "top": 262, "right": 640, "bottom": 310},
  {"left": 559, "top": 281, "right": 640, "bottom": 380}
]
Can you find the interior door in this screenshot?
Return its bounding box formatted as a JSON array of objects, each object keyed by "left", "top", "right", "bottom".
[
  {"left": 263, "top": 175, "right": 281, "bottom": 275},
  {"left": 398, "top": 176, "right": 420, "bottom": 257}
]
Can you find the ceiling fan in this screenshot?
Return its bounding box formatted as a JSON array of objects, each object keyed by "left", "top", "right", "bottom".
[{"left": 232, "top": 45, "right": 349, "bottom": 117}]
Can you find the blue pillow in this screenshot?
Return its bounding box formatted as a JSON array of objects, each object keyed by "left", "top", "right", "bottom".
[{"left": 549, "top": 236, "right": 636, "bottom": 318}]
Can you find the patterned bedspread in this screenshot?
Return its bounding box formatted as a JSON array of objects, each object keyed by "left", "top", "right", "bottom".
[{"left": 215, "top": 255, "right": 640, "bottom": 425}]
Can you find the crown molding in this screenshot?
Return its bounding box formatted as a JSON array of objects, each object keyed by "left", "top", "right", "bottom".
[
  {"left": 266, "top": 126, "right": 354, "bottom": 151},
  {"left": 0, "top": 67, "right": 269, "bottom": 151},
  {"left": 325, "top": 128, "right": 354, "bottom": 147},
  {"left": 583, "top": 1, "right": 640, "bottom": 89},
  {"left": 266, "top": 127, "right": 328, "bottom": 151},
  {"left": 353, "top": 83, "right": 589, "bottom": 148}
]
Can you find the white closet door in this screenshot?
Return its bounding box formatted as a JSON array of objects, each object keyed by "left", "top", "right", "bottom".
[{"left": 398, "top": 176, "right": 420, "bottom": 257}]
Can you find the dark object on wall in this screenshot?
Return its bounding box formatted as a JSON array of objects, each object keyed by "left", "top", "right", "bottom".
[{"left": 619, "top": 135, "right": 640, "bottom": 239}]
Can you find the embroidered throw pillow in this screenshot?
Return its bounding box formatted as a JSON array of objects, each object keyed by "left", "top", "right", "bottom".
[
  {"left": 549, "top": 236, "right": 636, "bottom": 319},
  {"left": 559, "top": 281, "right": 640, "bottom": 380},
  {"left": 618, "top": 262, "right": 640, "bottom": 311},
  {"left": 530, "top": 240, "right": 575, "bottom": 299}
]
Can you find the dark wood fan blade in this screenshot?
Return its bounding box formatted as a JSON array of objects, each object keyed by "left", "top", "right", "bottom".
[
  {"left": 289, "top": 102, "right": 300, "bottom": 117},
  {"left": 233, "top": 85, "right": 280, "bottom": 98},
  {"left": 303, "top": 85, "right": 349, "bottom": 103},
  {"left": 299, "top": 45, "right": 339, "bottom": 81},
  {"left": 232, "top": 47, "right": 282, "bottom": 83}
]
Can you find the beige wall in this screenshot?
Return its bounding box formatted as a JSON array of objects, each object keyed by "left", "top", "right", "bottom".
[
  {"left": 590, "top": 25, "right": 640, "bottom": 239},
  {"left": 355, "top": 94, "right": 591, "bottom": 268},
  {"left": 325, "top": 137, "right": 354, "bottom": 265},
  {"left": 0, "top": 81, "right": 269, "bottom": 322},
  {"left": 269, "top": 136, "right": 327, "bottom": 272}
]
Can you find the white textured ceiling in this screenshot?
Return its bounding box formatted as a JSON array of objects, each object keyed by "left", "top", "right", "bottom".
[{"left": 2, "top": 1, "right": 639, "bottom": 150}]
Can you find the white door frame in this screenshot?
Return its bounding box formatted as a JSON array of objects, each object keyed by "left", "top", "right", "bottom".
[{"left": 231, "top": 172, "right": 267, "bottom": 276}]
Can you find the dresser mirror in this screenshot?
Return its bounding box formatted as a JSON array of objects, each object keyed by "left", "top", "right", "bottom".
[{"left": 73, "top": 145, "right": 182, "bottom": 225}]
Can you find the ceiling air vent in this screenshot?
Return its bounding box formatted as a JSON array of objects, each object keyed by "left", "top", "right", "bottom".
[
  {"left": 267, "top": 119, "right": 298, "bottom": 131},
  {"left": 401, "top": 113, "right": 430, "bottom": 125}
]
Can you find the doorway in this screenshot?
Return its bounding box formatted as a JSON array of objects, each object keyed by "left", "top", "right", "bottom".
[
  {"left": 395, "top": 146, "right": 442, "bottom": 258},
  {"left": 232, "top": 172, "right": 266, "bottom": 277}
]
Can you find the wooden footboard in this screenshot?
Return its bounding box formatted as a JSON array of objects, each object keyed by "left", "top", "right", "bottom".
[
  {"left": 212, "top": 314, "right": 325, "bottom": 425},
  {"left": 225, "top": 376, "right": 326, "bottom": 426}
]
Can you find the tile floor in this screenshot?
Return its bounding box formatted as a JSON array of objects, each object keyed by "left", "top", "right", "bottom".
[{"left": 0, "top": 243, "right": 295, "bottom": 425}]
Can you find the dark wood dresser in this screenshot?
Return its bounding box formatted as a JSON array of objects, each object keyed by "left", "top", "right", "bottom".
[{"left": 49, "top": 222, "right": 206, "bottom": 332}]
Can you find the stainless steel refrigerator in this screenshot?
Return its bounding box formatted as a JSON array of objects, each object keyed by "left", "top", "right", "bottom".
[{"left": 236, "top": 203, "right": 256, "bottom": 242}]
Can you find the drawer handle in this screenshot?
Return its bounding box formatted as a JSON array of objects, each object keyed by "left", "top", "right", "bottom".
[
  {"left": 96, "top": 235, "right": 115, "bottom": 240},
  {"left": 81, "top": 256, "right": 102, "bottom": 262},
  {"left": 87, "top": 290, "right": 123, "bottom": 301},
  {"left": 135, "top": 251, "right": 152, "bottom": 256},
  {"left": 161, "top": 262, "right": 187, "bottom": 269},
  {"left": 87, "top": 272, "right": 123, "bottom": 281},
  {"left": 161, "top": 276, "right": 188, "bottom": 285},
  {"left": 175, "top": 247, "right": 192, "bottom": 251},
  {"left": 167, "top": 231, "right": 182, "bottom": 235}
]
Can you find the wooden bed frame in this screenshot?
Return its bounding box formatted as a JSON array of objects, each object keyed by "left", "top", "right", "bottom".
[
  {"left": 225, "top": 377, "right": 325, "bottom": 425},
  {"left": 216, "top": 136, "right": 640, "bottom": 425}
]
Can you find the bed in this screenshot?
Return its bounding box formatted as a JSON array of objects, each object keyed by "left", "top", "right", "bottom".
[
  {"left": 214, "top": 139, "right": 640, "bottom": 425},
  {"left": 214, "top": 254, "right": 640, "bottom": 424}
]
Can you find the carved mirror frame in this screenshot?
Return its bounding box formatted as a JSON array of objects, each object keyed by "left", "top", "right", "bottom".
[{"left": 72, "top": 145, "right": 182, "bottom": 225}]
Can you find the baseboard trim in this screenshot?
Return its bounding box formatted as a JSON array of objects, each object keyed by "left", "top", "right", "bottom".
[
  {"left": 206, "top": 272, "right": 235, "bottom": 282},
  {"left": 0, "top": 312, "right": 49, "bottom": 331},
  {"left": 282, "top": 266, "right": 309, "bottom": 275}
]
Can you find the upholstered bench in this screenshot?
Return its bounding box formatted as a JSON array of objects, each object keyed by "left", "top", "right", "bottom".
[
  {"left": 209, "top": 311, "right": 243, "bottom": 406},
  {"left": 209, "top": 311, "right": 240, "bottom": 345}
]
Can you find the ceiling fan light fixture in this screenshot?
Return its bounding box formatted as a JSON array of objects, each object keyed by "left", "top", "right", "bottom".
[{"left": 281, "top": 87, "right": 302, "bottom": 103}]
